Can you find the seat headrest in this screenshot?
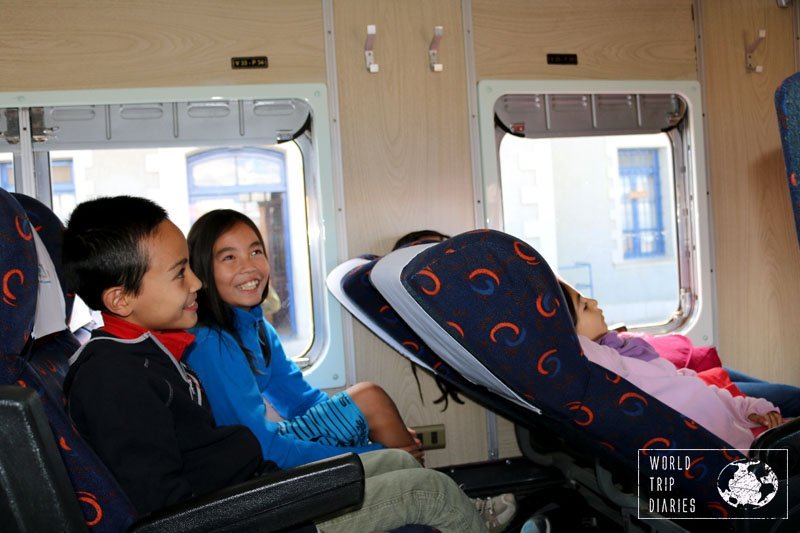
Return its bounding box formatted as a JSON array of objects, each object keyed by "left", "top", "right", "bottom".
[
  {"left": 0, "top": 189, "right": 39, "bottom": 356},
  {"left": 12, "top": 193, "right": 74, "bottom": 321},
  {"left": 327, "top": 256, "right": 436, "bottom": 373},
  {"left": 373, "top": 229, "right": 586, "bottom": 412}
]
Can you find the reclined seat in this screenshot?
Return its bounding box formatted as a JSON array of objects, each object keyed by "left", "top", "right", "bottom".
[
  {"left": 329, "top": 229, "right": 800, "bottom": 530},
  {"left": 0, "top": 189, "right": 365, "bottom": 532}
]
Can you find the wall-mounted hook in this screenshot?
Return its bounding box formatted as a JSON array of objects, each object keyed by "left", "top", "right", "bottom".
[
  {"left": 429, "top": 26, "right": 444, "bottom": 72},
  {"left": 365, "top": 25, "right": 379, "bottom": 73},
  {"left": 746, "top": 29, "right": 766, "bottom": 73}
]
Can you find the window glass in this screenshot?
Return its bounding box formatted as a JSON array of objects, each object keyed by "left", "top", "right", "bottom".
[
  {"left": 49, "top": 143, "right": 313, "bottom": 363},
  {"left": 0, "top": 89, "right": 344, "bottom": 388},
  {"left": 499, "top": 133, "right": 678, "bottom": 327},
  {"left": 50, "top": 159, "right": 76, "bottom": 221},
  {"left": 0, "top": 157, "right": 14, "bottom": 192}
]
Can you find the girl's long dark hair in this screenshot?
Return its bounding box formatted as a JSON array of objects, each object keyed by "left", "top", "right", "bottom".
[
  {"left": 558, "top": 280, "right": 577, "bottom": 326},
  {"left": 188, "top": 209, "right": 271, "bottom": 371}
]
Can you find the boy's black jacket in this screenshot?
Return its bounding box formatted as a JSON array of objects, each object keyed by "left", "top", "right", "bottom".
[{"left": 64, "top": 331, "right": 266, "bottom": 516}]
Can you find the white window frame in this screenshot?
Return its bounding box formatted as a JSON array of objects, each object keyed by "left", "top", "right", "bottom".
[
  {"left": 476, "top": 80, "right": 715, "bottom": 346},
  {"left": 0, "top": 84, "right": 347, "bottom": 389}
]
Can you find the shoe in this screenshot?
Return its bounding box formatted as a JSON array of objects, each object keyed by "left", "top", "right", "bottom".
[
  {"left": 521, "top": 514, "right": 551, "bottom": 533},
  {"left": 473, "top": 493, "right": 517, "bottom": 533}
]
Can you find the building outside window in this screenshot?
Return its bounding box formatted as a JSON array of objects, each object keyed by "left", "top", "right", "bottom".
[
  {"left": 0, "top": 160, "right": 13, "bottom": 192},
  {"left": 50, "top": 159, "right": 76, "bottom": 218},
  {"left": 618, "top": 148, "right": 665, "bottom": 260}
]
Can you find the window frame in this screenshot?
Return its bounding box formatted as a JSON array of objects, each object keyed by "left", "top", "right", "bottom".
[
  {"left": 476, "top": 80, "right": 715, "bottom": 345},
  {"left": 0, "top": 84, "right": 348, "bottom": 389}
]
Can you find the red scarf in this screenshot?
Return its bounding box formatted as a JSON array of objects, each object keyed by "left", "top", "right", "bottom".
[{"left": 100, "top": 313, "right": 195, "bottom": 361}]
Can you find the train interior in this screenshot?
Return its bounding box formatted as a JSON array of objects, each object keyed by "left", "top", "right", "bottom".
[{"left": 2, "top": 1, "right": 800, "bottom": 532}]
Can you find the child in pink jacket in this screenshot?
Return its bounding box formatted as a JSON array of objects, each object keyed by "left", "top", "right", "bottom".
[{"left": 559, "top": 281, "right": 783, "bottom": 452}]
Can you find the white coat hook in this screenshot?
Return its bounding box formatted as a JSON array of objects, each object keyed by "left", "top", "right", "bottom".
[
  {"left": 365, "top": 25, "right": 379, "bottom": 73},
  {"left": 428, "top": 26, "right": 444, "bottom": 72},
  {"left": 746, "top": 29, "right": 766, "bottom": 73}
]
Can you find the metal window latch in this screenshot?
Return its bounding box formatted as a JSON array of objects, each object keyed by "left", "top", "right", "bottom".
[
  {"left": 0, "top": 109, "right": 20, "bottom": 144},
  {"left": 30, "top": 107, "right": 59, "bottom": 143}
]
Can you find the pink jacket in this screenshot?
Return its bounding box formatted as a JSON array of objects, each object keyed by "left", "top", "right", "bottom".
[{"left": 578, "top": 335, "right": 777, "bottom": 452}]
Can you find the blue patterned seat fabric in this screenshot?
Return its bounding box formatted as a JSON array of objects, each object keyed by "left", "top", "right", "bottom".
[
  {"left": 12, "top": 193, "right": 79, "bottom": 389},
  {"left": 0, "top": 189, "right": 137, "bottom": 531},
  {"left": 0, "top": 192, "right": 38, "bottom": 358},
  {"left": 776, "top": 72, "right": 800, "bottom": 249},
  {"left": 380, "top": 229, "right": 745, "bottom": 518},
  {"left": 338, "top": 256, "right": 459, "bottom": 381}
]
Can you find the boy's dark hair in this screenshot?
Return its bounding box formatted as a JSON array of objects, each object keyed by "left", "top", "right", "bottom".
[
  {"left": 558, "top": 280, "right": 577, "bottom": 326},
  {"left": 391, "top": 230, "right": 450, "bottom": 251},
  {"left": 63, "top": 196, "right": 168, "bottom": 312},
  {"left": 187, "top": 209, "right": 269, "bottom": 370}
]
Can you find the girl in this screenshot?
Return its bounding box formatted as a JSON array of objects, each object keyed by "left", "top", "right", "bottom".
[
  {"left": 185, "top": 209, "right": 423, "bottom": 469},
  {"left": 558, "top": 281, "right": 784, "bottom": 452}
]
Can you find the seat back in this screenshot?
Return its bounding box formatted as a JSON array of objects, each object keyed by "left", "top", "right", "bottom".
[
  {"left": 776, "top": 72, "right": 800, "bottom": 248},
  {"left": 13, "top": 193, "right": 80, "bottom": 392},
  {"left": 371, "top": 229, "right": 746, "bottom": 517},
  {"left": 0, "top": 189, "right": 136, "bottom": 532},
  {"left": 328, "top": 255, "right": 449, "bottom": 377}
]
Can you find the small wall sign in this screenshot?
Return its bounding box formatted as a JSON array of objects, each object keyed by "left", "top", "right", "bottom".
[
  {"left": 231, "top": 56, "right": 269, "bottom": 69},
  {"left": 547, "top": 53, "right": 578, "bottom": 65}
]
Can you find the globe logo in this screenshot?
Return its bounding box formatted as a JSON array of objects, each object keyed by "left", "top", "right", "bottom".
[{"left": 717, "top": 458, "right": 779, "bottom": 509}]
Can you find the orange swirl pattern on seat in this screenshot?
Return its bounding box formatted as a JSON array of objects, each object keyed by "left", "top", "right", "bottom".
[
  {"left": 446, "top": 321, "right": 464, "bottom": 337},
  {"left": 417, "top": 268, "right": 440, "bottom": 296},
  {"left": 77, "top": 491, "right": 104, "bottom": 526},
  {"left": 565, "top": 401, "right": 594, "bottom": 426},
  {"left": 3, "top": 269, "right": 23, "bottom": 307},
  {"left": 15, "top": 215, "right": 33, "bottom": 241},
  {"left": 535, "top": 293, "right": 559, "bottom": 317},
  {"left": 617, "top": 392, "right": 648, "bottom": 416}
]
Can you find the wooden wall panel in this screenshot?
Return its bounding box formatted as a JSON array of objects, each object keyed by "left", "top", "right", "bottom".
[
  {"left": 701, "top": 1, "right": 800, "bottom": 386},
  {"left": 473, "top": 0, "right": 697, "bottom": 80},
  {"left": 334, "top": 0, "right": 487, "bottom": 466},
  {"left": 0, "top": 0, "right": 325, "bottom": 91}
]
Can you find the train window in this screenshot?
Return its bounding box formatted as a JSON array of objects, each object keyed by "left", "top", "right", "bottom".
[
  {"left": 0, "top": 159, "right": 13, "bottom": 192},
  {"left": 0, "top": 110, "right": 15, "bottom": 192},
  {"left": 0, "top": 86, "right": 346, "bottom": 388},
  {"left": 478, "top": 82, "right": 714, "bottom": 342}
]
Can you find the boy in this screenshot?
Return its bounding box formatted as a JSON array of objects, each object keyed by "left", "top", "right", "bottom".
[{"left": 63, "top": 196, "right": 508, "bottom": 532}]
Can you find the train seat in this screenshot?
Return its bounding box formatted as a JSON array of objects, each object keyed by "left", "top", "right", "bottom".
[
  {"left": 329, "top": 229, "right": 800, "bottom": 527},
  {"left": 0, "top": 189, "right": 365, "bottom": 532},
  {"left": 776, "top": 71, "right": 800, "bottom": 250}
]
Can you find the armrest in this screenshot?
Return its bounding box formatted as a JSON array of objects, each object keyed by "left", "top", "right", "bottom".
[
  {"left": 129, "top": 453, "right": 365, "bottom": 533},
  {"left": 750, "top": 417, "right": 800, "bottom": 479}
]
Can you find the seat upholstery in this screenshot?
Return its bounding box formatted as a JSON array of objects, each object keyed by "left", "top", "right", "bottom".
[
  {"left": 12, "top": 193, "right": 74, "bottom": 323},
  {"left": 0, "top": 191, "right": 38, "bottom": 358},
  {"left": 13, "top": 193, "right": 79, "bottom": 396},
  {"left": 346, "top": 229, "right": 752, "bottom": 518},
  {"left": 776, "top": 72, "right": 800, "bottom": 249}
]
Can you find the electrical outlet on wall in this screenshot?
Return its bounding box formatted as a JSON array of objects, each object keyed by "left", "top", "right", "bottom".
[{"left": 411, "top": 424, "right": 446, "bottom": 450}]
